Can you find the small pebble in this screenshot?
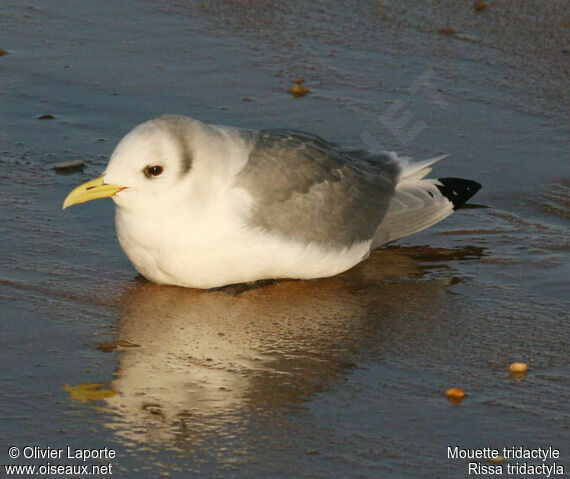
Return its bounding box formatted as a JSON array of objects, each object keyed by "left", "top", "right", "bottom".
[
  {"left": 490, "top": 456, "right": 505, "bottom": 465},
  {"left": 37, "top": 114, "right": 56, "bottom": 120},
  {"left": 0, "top": 49, "right": 7, "bottom": 56},
  {"left": 509, "top": 362, "right": 528, "bottom": 376},
  {"left": 440, "top": 28, "right": 457, "bottom": 35},
  {"left": 445, "top": 387, "right": 466, "bottom": 404},
  {"left": 97, "top": 343, "right": 117, "bottom": 353},
  {"left": 289, "top": 85, "right": 309, "bottom": 98},
  {"left": 474, "top": 1, "right": 487, "bottom": 11},
  {"left": 289, "top": 77, "right": 310, "bottom": 98},
  {"left": 98, "top": 339, "right": 140, "bottom": 352},
  {"left": 53, "top": 160, "right": 85, "bottom": 172}
]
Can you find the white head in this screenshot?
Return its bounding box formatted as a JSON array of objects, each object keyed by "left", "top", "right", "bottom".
[{"left": 63, "top": 115, "right": 205, "bottom": 214}]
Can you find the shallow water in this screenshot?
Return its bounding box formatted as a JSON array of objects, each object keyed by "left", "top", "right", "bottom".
[{"left": 1, "top": 1, "right": 568, "bottom": 478}]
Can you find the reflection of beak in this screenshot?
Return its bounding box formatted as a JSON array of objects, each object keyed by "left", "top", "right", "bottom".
[{"left": 62, "top": 176, "right": 126, "bottom": 209}]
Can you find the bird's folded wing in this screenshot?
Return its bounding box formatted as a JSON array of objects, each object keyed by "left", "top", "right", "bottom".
[{"left": 235, "top": 130, "right": 398, "bottom": 248}]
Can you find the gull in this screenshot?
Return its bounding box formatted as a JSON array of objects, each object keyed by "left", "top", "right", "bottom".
[{"left": 63, "top": 115, "right": 480, "bottom": 288}]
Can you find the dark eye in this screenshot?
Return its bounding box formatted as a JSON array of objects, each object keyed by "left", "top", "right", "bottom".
[{"left": 143, "top": 165, "right": 164, "bottom": 178}]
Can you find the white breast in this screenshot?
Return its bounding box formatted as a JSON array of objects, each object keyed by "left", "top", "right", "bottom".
[{"left": 114, "top": 184, "right": 371, "bottom": 289}]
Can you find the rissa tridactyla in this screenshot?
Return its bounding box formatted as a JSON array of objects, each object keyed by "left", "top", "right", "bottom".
[{"left": 63, "top": 115, "right": 481, "bottom": 288}]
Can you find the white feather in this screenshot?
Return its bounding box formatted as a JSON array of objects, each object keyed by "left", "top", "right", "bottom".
[
  {"left": 372, "top": 156, "right": 454, "bottom": 248},
  {"left": 398, "top": 154, "right": 449, "bottom": 181}
]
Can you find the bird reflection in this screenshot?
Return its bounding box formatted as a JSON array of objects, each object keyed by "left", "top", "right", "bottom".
[{"left": 102, "top": 245, "right": 483, "bottom": 447}]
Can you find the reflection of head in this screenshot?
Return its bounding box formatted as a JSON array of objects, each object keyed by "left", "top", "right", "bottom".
[{"left": 104, "top": 245, "right": 483, "bottom": 447}]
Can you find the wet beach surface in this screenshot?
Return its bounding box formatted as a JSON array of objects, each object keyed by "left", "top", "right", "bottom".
[{"left": 1, "top": 1, "right": 568, "bottom": 477}]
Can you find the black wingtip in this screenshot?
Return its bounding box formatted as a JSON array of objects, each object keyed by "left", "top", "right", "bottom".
[{"left": 436, "top": 177, "right": 482, "bottom": 210}]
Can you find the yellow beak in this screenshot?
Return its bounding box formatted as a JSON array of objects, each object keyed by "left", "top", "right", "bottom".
[{"left": 62, "top": 176, "right": 126, "bottom": 210}]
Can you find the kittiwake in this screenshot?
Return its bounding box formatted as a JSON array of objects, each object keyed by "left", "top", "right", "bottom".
[{"left": 63, "top": 115, "right": 481, "bottom": 288}]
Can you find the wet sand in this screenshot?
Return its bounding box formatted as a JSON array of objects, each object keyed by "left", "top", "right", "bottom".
[{"left": 1, "top": 1, "right": 568, "bottom": 477}]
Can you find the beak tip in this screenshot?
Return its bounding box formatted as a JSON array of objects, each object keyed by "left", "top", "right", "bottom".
[
  {"left": 61, "top": 176, "right": 123, "bottom": 211},
  {"left": 62, "top": 197, "right": 73, "bottom": 210}
]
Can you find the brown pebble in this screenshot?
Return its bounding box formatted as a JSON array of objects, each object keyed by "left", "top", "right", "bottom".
[
  {"left": 53, "top": 160, "right": 85, "bottom": 171},
  {"left": 98, "top": 340, "right": 140, "bottom": 352},
  {"left": 289, "top": 84, "right": 309, "bottom": 98},
  {"left": 0, "top": 49, "right": 7, "bottom": 56},
  {"left": 490, "top": 456, "right": 505, "bottom": 465},
  {"left": 474, "top": 1, "right": 487, "bottom": 11},
  {"left": 440, "top": 28, "right": 457, "bottom": 35},
  {"left": 445, "top": 387, "right": 466, "bottom": 405},
  {"left": 509, "top": 362, "right": 528, "bottom": 376},
  {"left": 97, "top": 343, "right": 117, "bottom": 352},
  {"left": 294, "top": 77, "right": 304, "bottom": 84}
]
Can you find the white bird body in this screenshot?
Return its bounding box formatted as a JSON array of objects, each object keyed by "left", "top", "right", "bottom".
[
  {"left": 64, "top": 115, "right": 481, "bottom": 288},
  {"left": 109, "top": 120, "right": 370, "bottom": 287},
  {"left": 116, "top": 207, "right": 372, "bottom": 288}
]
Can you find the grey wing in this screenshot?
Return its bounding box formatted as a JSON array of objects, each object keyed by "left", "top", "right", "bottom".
[{"left": 235, "top": 129, "right": 399, "bottom": 247}]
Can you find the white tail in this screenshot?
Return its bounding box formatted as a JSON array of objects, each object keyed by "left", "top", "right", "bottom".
[{"left": 372, "top": 155, "right": 461, "bottom": 248}]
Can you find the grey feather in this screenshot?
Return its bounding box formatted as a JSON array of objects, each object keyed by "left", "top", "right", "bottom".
[
  {"left": 152, "top": 115, "right": 194, "bottom": 174},
  {"left": 235, "top": 130, "right": 399, "bottom": 247}
]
